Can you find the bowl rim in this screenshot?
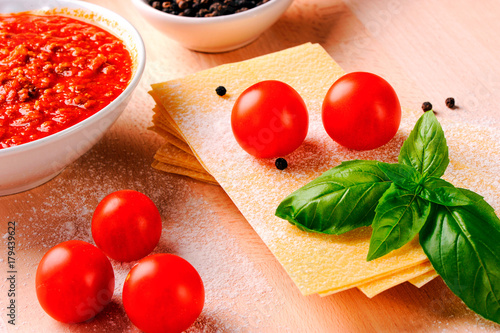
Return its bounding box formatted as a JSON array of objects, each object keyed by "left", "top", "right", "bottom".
[
  {"left": 0, "top": 0, "right": 146, "bottom": 157},
  {"left": 131, "top": 0, "right": 292, "bottom": 23}
]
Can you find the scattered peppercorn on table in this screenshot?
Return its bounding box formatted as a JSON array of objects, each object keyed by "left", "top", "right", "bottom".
[{"left": 2, "top": 0, "right": 500, "bottom": 332}]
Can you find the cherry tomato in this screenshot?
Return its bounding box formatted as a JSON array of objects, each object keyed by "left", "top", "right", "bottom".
[
  {"left": 92, "top": 190, "right": 162, "bottom": 262},
  {"left": 231, "top": 80, "right": 309, "bottom": 158},
  {"left": 35, "top": 240, "right": 115, "bottom": 323},
  {"left": 322, "top": 72, "right": 401, "bottom": 150},
  {"left": 123, "top": 254, "right": 205, "bottom": 333}
]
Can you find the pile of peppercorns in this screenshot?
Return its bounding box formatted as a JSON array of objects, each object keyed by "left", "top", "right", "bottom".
[{"left": 147, "top": 0, "right": 272, "bottom": 17}]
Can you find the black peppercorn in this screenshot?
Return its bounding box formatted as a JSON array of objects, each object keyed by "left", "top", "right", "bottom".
[
  {"left": 195, "top": 8, "right": 207, "bottom": 16},
  {"left": 178, "top": 0, "right": 189, "bottom": 10},
  {"left": 421, "top": 101, "right": 433, "bottom": 112},
  {"left": 275, "top": 158, "right": 288, "bottom": 170},
  {"left": 445, "top": 97, "right": 455, "bottom": 109},
  {"left": 215, "top": 86, "right": 226, "bottom": 96},
  {"left": 209, "top": 2, "right": 222, "bottom": 12}
]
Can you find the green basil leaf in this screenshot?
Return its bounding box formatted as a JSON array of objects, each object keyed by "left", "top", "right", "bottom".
[
  {"left": 275, "top": 160, "right": 391, "bottom": 235},
  {"left": 420, "top": 177, "right": 473, "bottom": 206},
  {"left": 399, "top": 111, "right": 449, "bottom": 178},
  {"left": 377, "top": 162, "right": 421, "bottom": 192},
  {"left": 367, "top": 183, "right": 431, "bottom": 261},
  {"left": 419, "top": 189, "right": 500, "bottom": 324}
]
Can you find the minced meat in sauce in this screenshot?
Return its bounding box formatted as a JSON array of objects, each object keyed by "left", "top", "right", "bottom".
[{"left": 0, "top": 14, "right": 132, "bottom": 149}]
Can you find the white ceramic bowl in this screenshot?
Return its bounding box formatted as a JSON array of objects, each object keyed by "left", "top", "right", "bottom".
[
  {"left": 131, "top": 0, "right": 293, "bottom": 53},
  {"left": 0, "top": 0, "right": 146, "bottom": 196}
]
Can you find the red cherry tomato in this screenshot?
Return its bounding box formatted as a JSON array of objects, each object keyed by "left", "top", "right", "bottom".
[
  {"left": 35, "top": 240, "right": 115, "bottom": 323},
  {"left": 92, "top": 190, "right": 162, "bottom": 262},
  {"left": 231, "top": 80, "right": 309, "bottom": 158},
  {"left": 123, "top": 254, "right": 205, "bottom": 333},
  {"left": 322, "top": 72, "right": 401, "bottom": 150}
]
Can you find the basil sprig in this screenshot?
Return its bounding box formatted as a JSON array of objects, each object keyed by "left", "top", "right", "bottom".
[{"left": 275, "top": 111, "right": 500, "bottom": 324}]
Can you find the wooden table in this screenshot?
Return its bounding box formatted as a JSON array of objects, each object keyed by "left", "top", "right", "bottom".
[{"left": 1, "top": 0, "right": 500, "bottom": 331}]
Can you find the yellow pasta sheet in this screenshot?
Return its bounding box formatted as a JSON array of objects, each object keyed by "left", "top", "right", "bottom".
[
  {"left": 356, "top": 261, "right": 434, "bottom": 298},
  {"left": 409, "top": 270, "right": 439, "bottom": 288},
  {"left": 152, "top": 160, "right": 217, "bottom": 184},
  {"left": 151, "top": 43, "right": 431, "bottom": 295}
]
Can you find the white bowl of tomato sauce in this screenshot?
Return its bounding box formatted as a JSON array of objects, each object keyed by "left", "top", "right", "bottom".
[{"left": 0, "top": 0, "right": 146, "bottom": 196}]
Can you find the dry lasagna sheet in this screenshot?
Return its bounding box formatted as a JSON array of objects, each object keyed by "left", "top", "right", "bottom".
[{"left": 150, "top": 43, "right": 500, "bottom": 296}]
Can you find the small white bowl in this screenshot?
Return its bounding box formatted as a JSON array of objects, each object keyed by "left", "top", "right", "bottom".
[
  {"left": 0, "top": 0, "right": 146, "bottom": 196},
  {"left": 131, "top": 0, "right": 293, "bottom": 53}
]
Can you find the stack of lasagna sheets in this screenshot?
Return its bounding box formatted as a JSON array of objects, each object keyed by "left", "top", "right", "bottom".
[{"left": 148, "top": 43, "right": 442, "bottom": 297}]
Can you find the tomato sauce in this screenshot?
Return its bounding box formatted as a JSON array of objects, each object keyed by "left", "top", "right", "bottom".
[{"left": 0, "top": 14, "right": 133, "bottom": 149}]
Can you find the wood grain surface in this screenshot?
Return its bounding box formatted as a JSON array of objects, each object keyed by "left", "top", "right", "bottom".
[{"left": 1, "top": 0, "right": 500, "bottom": 332}]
